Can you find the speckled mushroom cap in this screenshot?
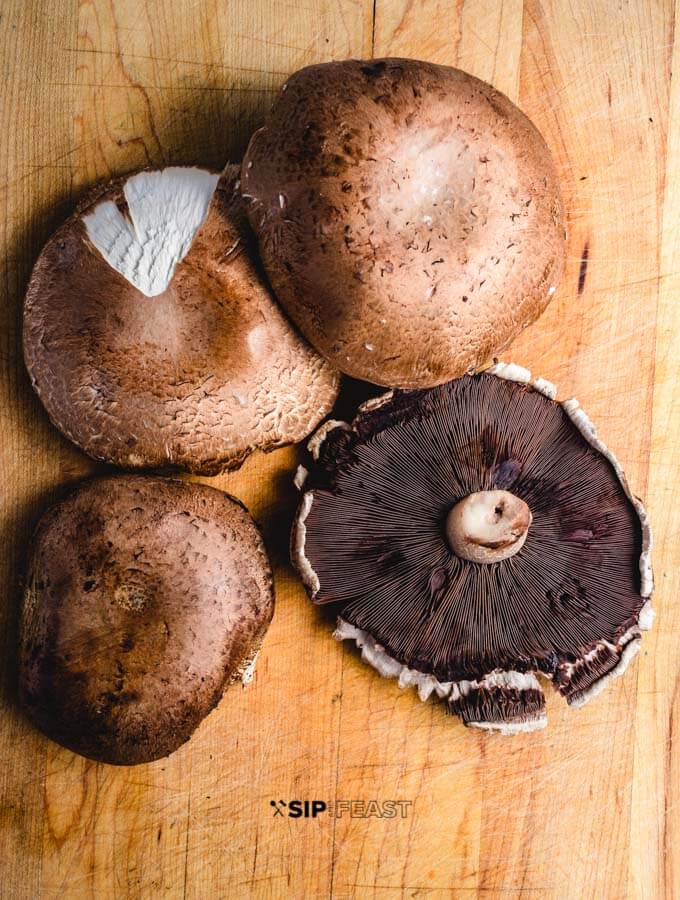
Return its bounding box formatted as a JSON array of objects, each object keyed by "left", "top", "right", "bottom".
[
  {"left": 292, "top": 364, "right": 653, "bottom": 734},
  {"left": 19, "top": 476, "right": 274, "bottom": 765},
  {"left": 242, "top": 59, "right": 566, "bottom": 389},
  {"left": 23, "top": 165, "right": 339, "bottom": 474}
]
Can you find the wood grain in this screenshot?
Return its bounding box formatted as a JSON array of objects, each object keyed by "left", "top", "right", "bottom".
[{"left": 0, "top": 1, "right": 678, "bottom": 898}]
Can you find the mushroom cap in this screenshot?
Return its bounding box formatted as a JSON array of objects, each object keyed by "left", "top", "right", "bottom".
[
  {"left": 242, "top": 59, "right": 566, "bottom": 388},
  {"left": 23, "top": 165, "right": 339, "bottom": 474},
  {"left": 292, "top": 365, "right": 652, "bottom": 732},
  {"left": 19, "top": 475, "right": 274, "bottom": 764}
]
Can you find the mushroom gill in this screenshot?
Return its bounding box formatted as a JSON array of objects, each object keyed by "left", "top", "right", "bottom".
[{"left": 292, "top": 365, "right": 653, "bottom": 733}]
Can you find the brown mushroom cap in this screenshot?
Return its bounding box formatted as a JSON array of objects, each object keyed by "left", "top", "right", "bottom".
[
  {"left": 242, "top": 58, "right": 566, "bottom": 389},
  {"left": 19, "top": 476, "right": 274, "bottom": 764},
  {"left": 292, "top": 365, "right": 653, "bottom": 733},
  {"left": 23, "top": 165, "right": 339, "bottom": 474}
]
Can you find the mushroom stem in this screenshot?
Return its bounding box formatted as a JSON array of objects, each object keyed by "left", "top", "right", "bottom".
[{"left": 445, "top": 489, "right": 532, "bottom": 563}]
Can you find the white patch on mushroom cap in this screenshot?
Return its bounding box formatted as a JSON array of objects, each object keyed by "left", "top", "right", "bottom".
[
  {"left": 292, "top": 492, "right": 320, "bottom": 595},
  {"left": 560, "top": 396, "right": 654, "bottom": 600},
  {"left": 468, "top": 716, "right": 547, "bottom": 735},
  {"left": 306, "top": 419, "right": 351, "bottom": 461},
  {"left": 83, "top": 167, "right": 220, "bottom": 297},
  {"left": 358, "top": 390, "right": 395, "bottom": 414},
  {"left": 334, "top": 618, "right": 545, "bottom": 732},
  {"left": 638, "top": 599, "right": 655, "bottom": 631},
  {"left": 239, "top": 649, "right": 260, "bottom": 685},
  {"left": 334, "top": 618, "right": 452, "bottom": 699},
  {"left": 293, "top": 464, "right": 309, "bottom": 491},
  {"left": 485, "top": 361, "right": 558, "bottom": 400},
  {"left": 568, "top": 638, "right": 642, "bottom": 709},
  {"left": 450, "top": 669, "right": 541, "bottom": 700}
]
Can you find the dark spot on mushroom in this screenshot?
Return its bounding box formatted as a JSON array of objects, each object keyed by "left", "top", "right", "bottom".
[
  {"left": 549, "top": 590, "right": 589, "bottom": 618},
  {"left": 361, "top": 61, "right": 387, "bottom": 78},
  {"left": 491, "top": 458, "right": 523, "bottom": 489},
  {"left": 376, "top": 548, "right": 405, "bottom": 571},
  {"left": 479, "top": 426, "right": 496, "bottom": 468},
  {"left": 539, "top": 651, "right": 560, "bottom": 676}
]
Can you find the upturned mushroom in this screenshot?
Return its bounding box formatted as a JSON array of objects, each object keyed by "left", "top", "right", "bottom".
[
  {"left": 242, "top": 58, "right": 566, "bottom": 388},
  {"left": 19, "top": 476, "right": 274, "bottom": 764},
  {"left": 23, "top": 165, "right": 339, "bottom": 474},
  {"left": 292, "top": 364, "right": 653, "bottom": 733}
]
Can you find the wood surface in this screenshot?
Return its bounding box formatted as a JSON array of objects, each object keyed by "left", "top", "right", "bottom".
[{"left": 0, "top": 1, "right": 678, "bottom": 897}]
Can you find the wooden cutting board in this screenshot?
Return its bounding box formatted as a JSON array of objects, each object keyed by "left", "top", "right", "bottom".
[{"left": 1, "top": 1, "right": 678, "bottom": 897}]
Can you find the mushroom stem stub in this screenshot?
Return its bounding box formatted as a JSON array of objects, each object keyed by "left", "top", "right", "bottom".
[{"left": 446, "top": 490, "right": 532, "bottom": 563}]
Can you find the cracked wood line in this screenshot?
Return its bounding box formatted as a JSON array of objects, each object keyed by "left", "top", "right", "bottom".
[{"left": 0, "top": 0, "right": 678, "bottom": 898}]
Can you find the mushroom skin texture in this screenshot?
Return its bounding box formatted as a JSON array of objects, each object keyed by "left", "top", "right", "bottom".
[
  {"left": 292, "top": 364, "right": 653, "bottom": 734},
  {"left": 242, "top": 59, "right": 565, "bottom": 388},
  {"left": 19, "top": 476, "right": 274, "bottom": 765},
  {"left": 23, "top": 165, "right": 339, "bottom": 474}
]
